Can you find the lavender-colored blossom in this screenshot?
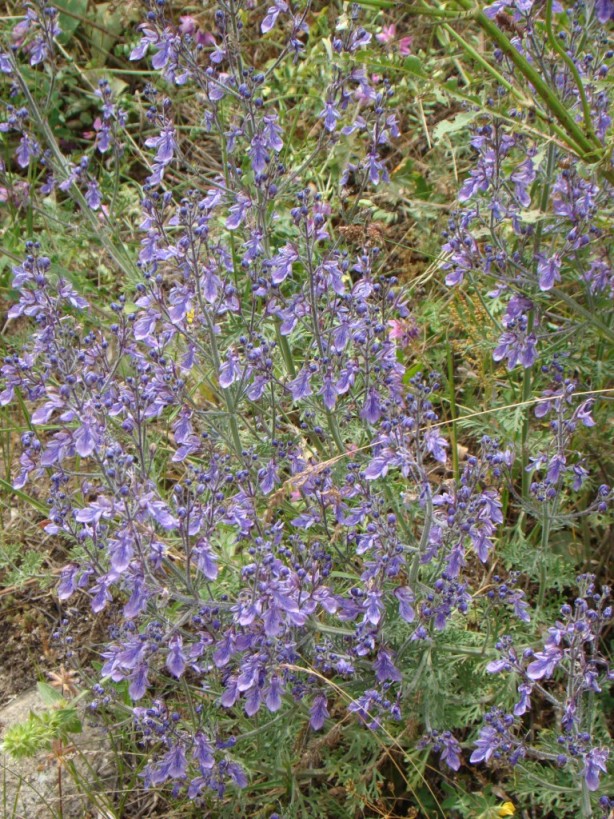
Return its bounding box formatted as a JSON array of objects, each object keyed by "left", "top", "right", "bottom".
[
  {"left": 526, "top": 647, "right": 563, "bottom": 680},
  {"left": 309, "top": 694, "right": 329, "bottom": 730},
  {"left": 438, "top": 732, "right": 462, "bottom": 771},
  {"left": 166, "top": 635, "right": 186, "bottom": 678},
  {"left": 320, "top": 102, "right": 341, "bottom": 133},
  {"left": 0, "top": 52, "right": 12, "bottom": 73},
  {"left": 595, "top": 0, "right": 614, "bottom": 23},
  {"left": 373, "top": 649, "right": 402, "bottom": 683},
  {"left": 583, "top": 747, "right": 609, "bottom": 791},
  {"left": 261, "top": 1, "right": 288, "bottom": 34},
  {"left": 360, "top": 388, "right": 381, "bottom": 425},
  {"left": 537, "top": 255, "right": 562, "bottom": 291},
  {"left": 85, "top": 181, "right": 101, "bottom": 210},
  {"left": 193, "top": 732, "right": 215, "bottom": 772},
  {"left": 145, "top": 125, "right": 176, "bottom": 165}
]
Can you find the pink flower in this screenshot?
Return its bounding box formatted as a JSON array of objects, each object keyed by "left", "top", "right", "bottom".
[
  {"left": 376, "top": 24, "right": 396, "bottom": 44},
  {"left": 178, "top": 15, "right": 197, "bottom": 35},
  {"left": 398, "top": 36, "right": 412, "bottom": 56},
  {"left": 376, "top": 23, "right": 412, "bottom": 55},
  {"left": 388, "top": 318, "right": 418, "bottom": 347},
  {"left": 178, "top": 16, "right": 216, "bottom": 47}
]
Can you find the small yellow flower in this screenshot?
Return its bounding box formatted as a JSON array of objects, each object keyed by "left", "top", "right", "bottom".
[
  {"left": 186, "top": 308, "right": 195, "bottom": 325},
  {"left": 477, "top": 803, "right": 515, "bottom": 819}
]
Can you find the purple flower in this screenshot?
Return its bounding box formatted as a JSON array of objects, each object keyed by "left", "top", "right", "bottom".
[
  {"left": 194, "top": 540, "right": 218, "bottom": 581},
  {"left": 319, "top": 376, "right": 338, "bottom": 411},
  {"left": 511, "top": 158, "right": 535, "bottom": 207},
  {"left": 373, "top": 649, "right": 402, "bottom": 683},
  {"left": 583, "top": 747, "right": 609, "bottom": 791},
  {"left": 439, "top": 733, "right": 462, "bottom": 771},
  {"left": 193, "top": 732, "right": 215, "bottom": 773},
  {"left": 513, "top": 683, "right": 532, "bottom": 716},
  {"left": 270, "top": 244, "right": 298, "bottom": 285},
  {"left": 493, "top": 329, "right": 537, "bottom": 370},
  {"left": 0, "top": 52, "right": 12, "bottom": 74},
  {"left": 361, "top": 388, "right": 381, "bottom": 425},
  {"left": 486, "top": 658, "right": 510, "bottom": 674},
  {"left": 425, "top": 430, "right": 448, "bottom": 463},
  {"left": 526, "top": 647, "right": 562, "bottom": 680},
  {"left": 74, "top": 423, "right": 98, "bottom": 458},
  {"left": 576, "top": 400, "right": 595, "bottom": 427},
  {"left": 261, "top": 1, "right": 288, "bottom": 34},
  {"left": 57, "top": 565, "right": 79, "bottom": 600},
  {"left": 163, "top": 743, "right": 188, "bottom": 780},
  {"left": 166, "top": 635, "right": 186, "bottom": 678},
  {"left": 470, "top": 725, "right": 499, "bottom": 764},
  {"left": 244, "top": 686, "right": 262, "bottom": 716},
  {"left": 595, "top": 0, "right": 614, "bottom": 23},
  {"left": 145, "top": 126, "right": 176, "bottom": 165},
  {"left": 258, "top": 461, "right": 279, "bottom": 494},
  {"left": 537, "top": 255, "right": 561, "bottom": 291},
  {"left": 394, "top": 587, "right": 415, "bottom": 622},
  {"left": 226, "top": 195, "right": 251, "bottom": 230},
  {"left": 84, "top": 181, "right": 101, "bottom": 210},
  {"left": 15, "top": 135, "right": 39, "bottom": 169},
  {"left": 129, "top": 663, "right": 149, "bottom": 700},
  {"left": 249, "top": 134, "right": 269, "bottom": 175},
  {"left": 265, "top": 676, "right": 283, "bottom": 712},
  {"left": 364, "top": 590, "right": 383, "bottom": 625},
  {"left": 309, "top": 694, "right": 329, "bottom": 730},
  {"left": 288, "top": 367, "right": 313, "bottom": 401},
  {"left": 262, "top": 114, "right": 283, "bottom": 152},
  {"left": 219, "top": 351, "right": 240, "bottom": 388},
  {"left": 320, "top": 102, "right": 341, "bottom": 133}
]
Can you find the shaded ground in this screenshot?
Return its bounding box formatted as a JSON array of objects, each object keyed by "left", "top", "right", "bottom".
[
  {"left": 0, "top": 585, "right": 60, "bottom": 708},
  {"left": 0, "top": 581, "right": 111, "bottom": 708}
]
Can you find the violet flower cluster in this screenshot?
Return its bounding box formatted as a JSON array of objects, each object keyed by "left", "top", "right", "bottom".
[
  {"left": 442, "top": 1, "right": 613, "bottom": 371},
  {"left": 482, "top": 576, "right": 612, "bottom": 792},
  {"left": 0, "top": 0, "right": 611, "bottom": 810}
]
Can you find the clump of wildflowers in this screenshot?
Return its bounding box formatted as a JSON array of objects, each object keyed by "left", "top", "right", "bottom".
[
  {"left": 484, "top": 576, "right": 612, "bottom": 792},
  {"left": 0, "top": 0, "right": 612, "bottom": 815}
]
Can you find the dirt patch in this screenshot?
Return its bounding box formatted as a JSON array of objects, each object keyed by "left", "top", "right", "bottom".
[
  {"left": 0, "top": 581, "right": 113, "bottom": 709},
  {"left": 0, "top": 585, "right": 61, "bottom": 708}
]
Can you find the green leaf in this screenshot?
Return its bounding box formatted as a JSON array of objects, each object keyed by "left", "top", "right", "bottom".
[
  {"left": 86, "top": 2, "right": 135, "bottom": 68},
  {"left": 519, "top": 209, "right": 548, "bottom": 224},
  {"left": 55, "top": 0, "right": 89, "bottom": 43},
  {"left": 355, "top": 0, "right": 395, "bottom": 8},
  {"left": 403, "top": 362, "right": 425, "bottom": 383},
  {"left": 432, "top": 110, "right": 479, "bottom": 143},
  {"left": 56, "top": 707, "right": 82, "bottom": 735},
  {"left": 37, "top": 682, "right": 65, "bottom": 706},
  {"left": 402, "top": 55, "right": 427, "bottom": 78}
]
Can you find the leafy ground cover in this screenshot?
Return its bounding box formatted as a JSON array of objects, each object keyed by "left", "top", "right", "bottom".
[{"left": 0, "top": 0, "right": 613, "bottom": 817}]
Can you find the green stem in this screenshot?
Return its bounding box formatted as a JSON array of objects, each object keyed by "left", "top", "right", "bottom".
[
  {"left": 451, "top": 0, "right": 611, "bottom": 178},
  {"left": 522, "top": 143, "right": 556, "bottom": 504},
  {"left": 10, "top": 58, "right": 137, "bottom": 280},
  {"left": 551, "top": 287, "right": 614, "bottom": 343},
  {"left": 537, "top": 505, "right": 550, "bottom": 609},
  {"left": 442, "top": 23, "right": 589, "bottom": 156},
  {"left": 580, "top": 779, "right": 593, "bottom": 818},
  {"left": 443, "top": 22, "right": 515, "bottom": 93},
  {"left": 544, "top": 0, "right": 596, "bottom": 142},
  {"left": 446, "top": 341, "right": 459, "bottom": 482}
]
